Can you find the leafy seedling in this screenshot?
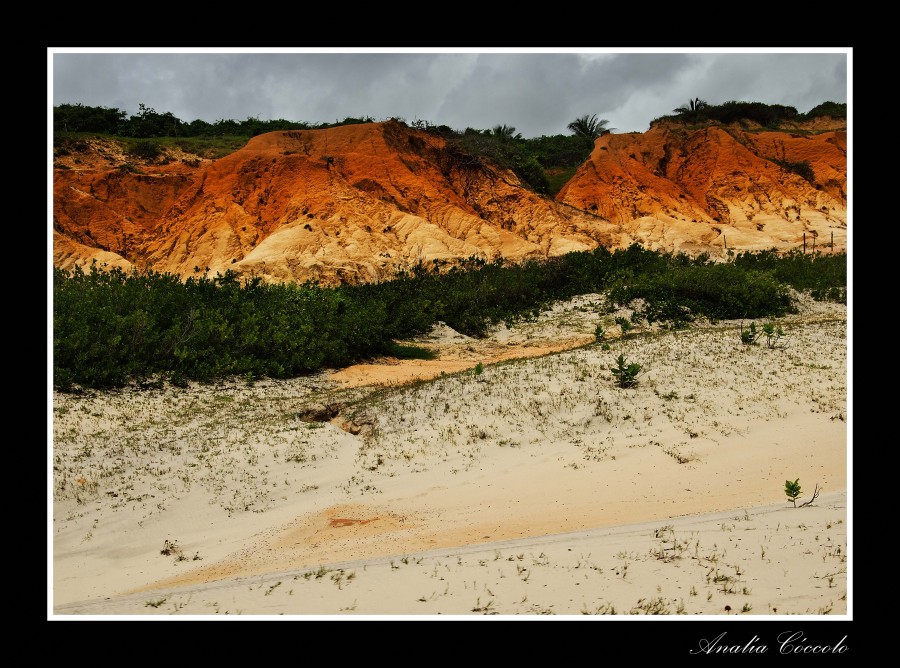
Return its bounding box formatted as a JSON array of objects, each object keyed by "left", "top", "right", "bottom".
[
  {"left": 611, "top": 354, "right": 642, "bottom": 388},
  {"left": 762, "top": 321, "right": 785, "bottom": 348},
  {"left": 739, "top": 321, "right": 761, "bottom": 345},
  {"left": 785, "top": 478, "right": 802, "bottom": 507}
]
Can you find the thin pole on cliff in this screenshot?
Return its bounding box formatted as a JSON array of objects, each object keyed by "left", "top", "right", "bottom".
[{"left": 803, "top": 232, "right": 806, "bottom": 254}]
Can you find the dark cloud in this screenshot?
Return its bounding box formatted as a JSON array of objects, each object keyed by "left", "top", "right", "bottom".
[{"left": 51, "top": 50, "right": 848, "bottom": 137}]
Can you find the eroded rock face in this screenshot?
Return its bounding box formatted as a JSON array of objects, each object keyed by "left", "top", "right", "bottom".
[
  {"left": 53, "top": 118, "right": 847, "bottom": 284},
  {"left": 555, "top": 121, "right": 847, "bottom": 253},
  {"left": 53, "top": 121, "right": 620, "bottom": 284}
]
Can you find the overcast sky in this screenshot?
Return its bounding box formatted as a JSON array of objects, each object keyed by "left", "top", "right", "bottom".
[{"left": 49, "top": 49, "right": 849, "bottom": 138}]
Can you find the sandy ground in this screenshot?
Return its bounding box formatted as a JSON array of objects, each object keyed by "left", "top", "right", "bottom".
[{"left": 50, "top": 293, "right": 848, "bottom": 617}]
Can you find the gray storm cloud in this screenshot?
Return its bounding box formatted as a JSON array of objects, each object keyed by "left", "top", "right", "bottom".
[{"left": 51, "top": 50, "right": 848, "bottom": 137}]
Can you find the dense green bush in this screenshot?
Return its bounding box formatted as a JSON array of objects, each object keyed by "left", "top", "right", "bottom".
[
  {"left": 654, "top": 101, "right": 800, "bottom": 127},
  {"left": 654, "top": 100, "right": 845, "bottom": 128},
  {"left": 802, "top": 101, "right": 847, "bottom": 120},
  {"left": 731, "top": 249, "right": 846, "bottom": 297},
  {"left": 53, "top": 102, "right": 314, "bottom": 138},
  {"left": 53, "top": 268, "right": 386, "bottom": 388},
  {"left": 53, "top": 247, "right": 846, "bottom": 390},
  {"left": 434, "top": 130, "right": 549, "bottom": 193},
  {"left": 423, "top": 125, "right": 594, "bottom": 195},
  {"left": 609, "top": 262, "right": 793, "bottom": 325},
  {"left": 127, "top": 140, "right": 162, "bottom": 160}
]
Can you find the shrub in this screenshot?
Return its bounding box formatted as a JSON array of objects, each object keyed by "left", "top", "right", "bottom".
[
  {"left": 739, "top": 321, "right": 761, "bottom": 345},
  {"left": 53, "top": 246, "right": 844, "bottom": 390},
  {"left": 610, "top": 354, "right": 642, "bottom": 388},
  {"left": 802, "top": 101, "right": 846, "bottom": 120},
  {"left": 652, "top": 100, "right": 800, "bottom": 128},
  {"left": 731, "top": 249, "right": 845, "bottom": 296},
  {"left": 609, "top": 261, "right": 793, "bottom": 324},
  {"left": 127, "top": 139, "right": 162, "bottom": 160},
  {"left": 762, "top": 321, "right": 785, "bottom": 348}
]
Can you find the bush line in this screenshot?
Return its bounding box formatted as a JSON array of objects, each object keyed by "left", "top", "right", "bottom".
[{"left": 53, "top": 246, "right": 845, "bottom": 389}]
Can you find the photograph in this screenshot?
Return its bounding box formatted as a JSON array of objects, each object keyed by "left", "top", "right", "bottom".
[{"left": 49, "top": 48, "right": 850, "bottom": 636}]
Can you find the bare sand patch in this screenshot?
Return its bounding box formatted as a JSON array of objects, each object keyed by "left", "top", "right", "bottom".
[{"left": 56, "top": 492, "right": 847, "bottom": 616}]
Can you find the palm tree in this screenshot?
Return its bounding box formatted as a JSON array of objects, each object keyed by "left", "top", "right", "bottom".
[
  {"left": 567, "top": 114, "right": 613, "bottom": 140},
  {"left": 673, "top": 97, "right": 709, "bottom": 115},
  {"left": 491, "top": 124, "right": 522, "bottom": 141}
]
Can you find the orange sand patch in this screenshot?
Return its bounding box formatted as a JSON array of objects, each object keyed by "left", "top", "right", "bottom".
[
  {"left": 329, "top": 518, "right": 376, "bottom": 528},
  {"left": 133, "top": 504, "right": 418, "bottom": 592},
  {"left": 330, "top": 337, "right": 593, "bottom": 388}
]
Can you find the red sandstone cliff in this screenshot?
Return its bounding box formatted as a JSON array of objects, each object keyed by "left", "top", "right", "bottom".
[{"left": 53, "top": 118, "right": 847, "bottom": 283}]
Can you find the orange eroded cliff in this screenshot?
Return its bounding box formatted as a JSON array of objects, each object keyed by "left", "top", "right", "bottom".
[
  {"left": 556, "top": 121, "right": 846, "bottom": 253},
  {"left": 53, "top": 122, "right": 620, "bottom": 283},
  {"left": 53, "top": 118, "right": 847, "bottom": 283}
]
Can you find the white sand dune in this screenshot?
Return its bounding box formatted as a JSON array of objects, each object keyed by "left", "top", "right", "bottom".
[{"left": 50, "top": 294, "right": 848, "bottom": 617}]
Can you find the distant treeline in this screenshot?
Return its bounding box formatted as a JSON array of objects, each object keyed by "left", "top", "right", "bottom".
[
  {"left": 54, "top": 100, "right": 846, "bottom": 141},
  {"left": 653, "top": 100, "right": 847, "bottom": 127},
  {"left": 53, "top": 247, "right": 846, "bottom": 390},
  {"left": 53, "top": 102, "right": 370, "bottom": 138}
]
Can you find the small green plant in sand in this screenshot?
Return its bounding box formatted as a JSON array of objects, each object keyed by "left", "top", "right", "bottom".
[
  {"left": 594, "top": 323, "right": 605, "bottom": 341},
  {"left": 474, "top": 362, "right": 484, "bottom": 375},
  {"left": 785, "top": 478, "right": 822, "bottom": 508},
  {"left": 611, "top": 354, "right": 642, "bottom": 388},
  {"left": 784, "top": 478, "right": 802, "bottom": 507},
  {"left": 762, "top": 321, "right": 785, "bottom": 348},
  {"left": 739, "top": 321, "right": 761, "bottom": 345}
]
